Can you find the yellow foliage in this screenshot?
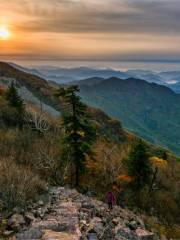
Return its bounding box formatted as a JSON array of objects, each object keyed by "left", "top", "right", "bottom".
[
  {"left": 69, "top": 130, "right": 85, "bottom": 137},
  {"left": 112, "top": 175, "right": 134, "bottom": 193},
  {"left": 150, "top": 156, "right": 168, "bottom": 168},
  {"left": 77, "top": 130, "right": 85, "bottom": 137}
]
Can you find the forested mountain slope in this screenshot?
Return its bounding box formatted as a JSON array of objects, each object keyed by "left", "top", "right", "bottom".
[{"left": 78, "top": 77, "right": 180, "bottom": 155}]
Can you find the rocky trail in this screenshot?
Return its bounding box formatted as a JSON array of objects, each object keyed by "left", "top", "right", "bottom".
[{"left": 5, "top": 187, "right": 157, "bottom": 240}]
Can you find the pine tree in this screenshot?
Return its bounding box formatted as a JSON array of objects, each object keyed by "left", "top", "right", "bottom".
[
  {"left": 127, "top": 139, "right": 152, "bottom": 190},
  {"left": 5, "top": 81, "right": 25, "bottom": 127},
  {"left": 6, "top": 81, "right": 24, "bottom": 109},
  {"left": 55, "top": 86, "right": 96, "bottom": 186}
]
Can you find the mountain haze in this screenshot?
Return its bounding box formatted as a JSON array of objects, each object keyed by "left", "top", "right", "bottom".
[{"left": 9, "top": 63, "right": 180, "bottom": 93}]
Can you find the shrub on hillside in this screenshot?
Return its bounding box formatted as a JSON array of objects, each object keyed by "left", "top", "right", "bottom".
[
  {"left": 28, "top": 135, "right": 61, "bottom": 183},
  {"left": 0, "top": 127, "right": 61, "bottom": 184},
  {"left": 0, "top": 159, "right": 45, "bottom": 208}
]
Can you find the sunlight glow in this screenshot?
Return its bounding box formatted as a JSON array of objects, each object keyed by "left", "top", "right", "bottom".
[{"left": 0, "top": 26, "right": 10, "bottom": 40}]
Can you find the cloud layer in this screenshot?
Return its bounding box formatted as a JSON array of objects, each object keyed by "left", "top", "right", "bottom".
[{"left": 1, "top": 0, "right": 180, "bottom": 60}]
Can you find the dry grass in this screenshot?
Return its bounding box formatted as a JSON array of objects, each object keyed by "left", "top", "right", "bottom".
[{"left": 0, "top": 158, "right": 45, "bottom": 208}]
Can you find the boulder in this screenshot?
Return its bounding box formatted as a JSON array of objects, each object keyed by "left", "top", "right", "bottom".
[
  {"left": 112, "top": 217, "right": 121, "bottom": 225},
  {"left": 8, "top": 214, "right": 25, "bottom": 231},
  {"left": 38, "top": 200, "right": 44, "bottom": 207}
]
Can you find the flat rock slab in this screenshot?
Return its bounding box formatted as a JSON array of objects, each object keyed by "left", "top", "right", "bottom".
[{"left": 42, "top": 230, "right": 80, "bottom": 240}]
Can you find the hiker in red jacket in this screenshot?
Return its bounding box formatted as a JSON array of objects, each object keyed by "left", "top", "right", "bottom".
[{"left": 107, "top": 191, "right": 116, "bottom": 210}]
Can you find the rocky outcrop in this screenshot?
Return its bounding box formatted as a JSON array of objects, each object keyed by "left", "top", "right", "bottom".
[{"left": 7, "top": 187, "right": 158, "bottom": 240}]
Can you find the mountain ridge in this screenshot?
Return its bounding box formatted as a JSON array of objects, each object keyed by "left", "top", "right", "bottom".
[
  {"left": 7, "top": 63, "right": 180, "bottom": 93},
  {"left": 76, "top": 76, "right": 179, "bottom": 95}
]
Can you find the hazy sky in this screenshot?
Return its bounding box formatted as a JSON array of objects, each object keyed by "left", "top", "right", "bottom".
[{"left": 0, "top": 0, "right": 180, "bottom": 61}]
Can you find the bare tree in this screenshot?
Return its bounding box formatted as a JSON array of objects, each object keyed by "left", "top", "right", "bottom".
[
  {"left": 25, "top": 109, "right": 50, "bottom": 133},
  {"left": 102, "top": 145, "right": 122, "bottom": 184}
]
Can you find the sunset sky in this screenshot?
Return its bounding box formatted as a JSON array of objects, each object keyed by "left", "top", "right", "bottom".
[{"left": 0, "top": 0, "right": 180, "bottom": 61}]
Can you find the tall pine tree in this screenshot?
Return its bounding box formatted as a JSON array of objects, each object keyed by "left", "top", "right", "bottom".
[
  {"left": 55, "top": 86, "right": 96, "bottom": 186},
  {"left": 6, "top": 81, "right": 24, "bottom": 109},
  {"left": 127, "top": 139, "right": 152, "bottom": 190}
]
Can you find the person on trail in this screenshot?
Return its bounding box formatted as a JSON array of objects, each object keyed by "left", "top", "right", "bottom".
[{"left": 107, "top": 191, "right": 116, "bottom": 210}]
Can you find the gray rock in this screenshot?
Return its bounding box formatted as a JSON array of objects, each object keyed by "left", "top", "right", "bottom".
[
  {"left": 24, "top": 212, "right": 35, "bottom": 224},
  {"left": 112, "top": 217, "right": 121, "bottom": 225},
  {"left": 8, "top": 214, "right": 25, "bottom": 231},
  {"left": 87, "top": 232, "right": 98, "bottom": 240},
  {"left": 127, "top": 220, "right": 138, "bottom": 230},
  {"left": 135, "top": 228, "right": 154, "bottom": 240},
  {"left": 34, "top": 208, "right": 45, "bottom": 219},
  {"left": 82, "top": 202, "right": 94, "bottom": 209},
  {"left": 115, "top": 226, "right": 134, "bottom": 240},
  {"left": 38, "top": 200, "right": 44, "bottom": 207},
  {"left": 3, "top": 230, "right": 14, "bottom": 237},
  {"left": 16, "top": 227, "right": 43, "bottom": 239}
]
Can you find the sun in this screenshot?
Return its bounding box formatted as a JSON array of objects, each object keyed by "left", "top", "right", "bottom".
[{"left": 0, "top": 26, "right": 10, "bottom": 40}]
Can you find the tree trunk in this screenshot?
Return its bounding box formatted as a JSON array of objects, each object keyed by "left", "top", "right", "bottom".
[
  {"left": 149, "top": 167, "right": 158, "bottom": 195},
  {"left": 72, "top": 96, "right": 79, "bottom": 187},
  {"left": 75, "top": 165, "right": 79, "bottom": 187}
]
